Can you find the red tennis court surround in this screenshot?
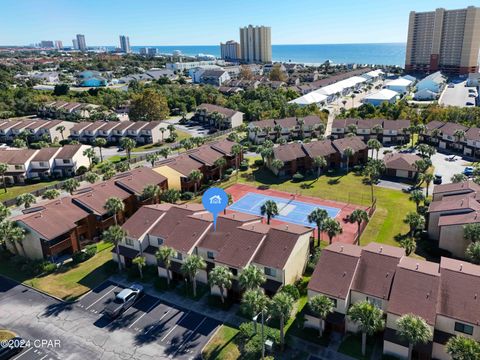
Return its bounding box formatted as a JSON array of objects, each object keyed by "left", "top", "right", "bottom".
[{"left": 225, "top": 183, "right": 372, "bottom": 245}]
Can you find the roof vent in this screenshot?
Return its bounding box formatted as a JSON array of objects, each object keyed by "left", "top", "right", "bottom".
[
  {"left": 232, "top": 214, "right": 235, "bottom": 219},
  {"left": 340, "top": 245, "right": 344, "bottom": 252},
  {"left": 475, "top": 293, "right": 477, "bottom": 300},
  {"left": 379, "top": 246, "right": 383, "bottom": 253},
  {"left": 342, "top": 271, "right": 346, "bottom": 277},
  {"left": 416, "top": 263, "right": 419, "bottom": 270},
  {"left": 460, "top": 264, "right": 463, "bottom": 271},
  {"left": 286, "top": 225, "right": 289, "bottom": 230}
]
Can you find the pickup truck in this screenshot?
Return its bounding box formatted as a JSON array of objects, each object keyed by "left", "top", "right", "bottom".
[{"left": 104, "top": 284, "right": 143, "bottom": 318}]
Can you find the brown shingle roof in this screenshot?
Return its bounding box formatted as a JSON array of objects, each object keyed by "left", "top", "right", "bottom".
[
  {"left": 465, "top": 127, "right": 480, "bottom": 142},
  {"left": 114, "top": 167, "right": 167, "bottom": 195},
  {"left": 425, "top": 121, "right": 445, "bottom": 135},
  {"left": 32, "top": 147, "right": 60, "bottom": 162},
  {"left": 70, "top": 122, "right": 91, "bottom": 132},
  {"left": 383, "top": 153, "right": 422, "bottom": 172},
  {"left": 8, "top": 149, "right": 37, "bottom": 164},
  {"left": 383, "top": 119, "right": 410, "bottom": 131},
  {"left": 439, "top": 122, "right": 468, "bottom": 137},
  {"left": 55, "top": 144, "right": 83, "bottom": 159},
  {"left": 197, "top": 104, "right": 241, "bottom": 118},
  {"left": 122, "top": 206, "right": 165, "bottom": 239},
  {"left": 432, "top": 180, "right": 480, "bottom": 196},
  {"left": 127, "top": 121, "right": 148, "bottom": 131},
  {"left": 72, "top": 181, "right": 131, "bottom": 215},
  {"left": 332, "top": 136, "right": 367, "bottom": 153},
  {"left": 428, "top": 195, "right": 480, "bottom": 213},
  {"left": 438, "top": 257, "right": 480, "bottom": 325},
  {"left": 438, "top": 210, "right": 480, "bottom": 227},
  {"left": 13, "top": 198, "right": 89, "bottom": 240},
  {"left": 388, "top": 257, "right": 440, "bottom": 325},
  {"left": 189, "top": 147, "right": 224, "bottom": 166},
  {"left": 302, "top": 140, "right": 337, "bottom": 158},
  {"left": 210, "top": 139, "right": 237, "bottom": 156},
  {"left": 273, "top": 142, "right": 306, "bottom": 162},
  {"left": 308, "top": 243, "right": 362, "bottom": 300},
  {"left": 160, "top": 154, "right": 203, "bottom": 177},
  {"left": 249, "top": 119, "right": 276, "bottom": 130},
  {"left": 352, "top": 242, "right": 404, "bottom": 300}
]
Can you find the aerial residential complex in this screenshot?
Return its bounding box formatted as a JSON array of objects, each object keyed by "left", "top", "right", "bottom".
[{"left": 405, "top": 6, "right": 480, "bottom": 74}]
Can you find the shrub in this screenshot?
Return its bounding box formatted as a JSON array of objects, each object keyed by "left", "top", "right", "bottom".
[
  {"left": 225, "top": 168, "right": 234, "bottom": 175},
  {"left": 295, "top": 277, "right": 310, "bottom": 296},
  {"left": 292, "top": 172, "right": 304, "bottom": 182},
  {"left": 180, "top": 192, "right": 194, "bottom": 200},
  {"left": 85, "top": 244, "right": 97, "bottom": 258},
  {"left": 280, "top": 284, "right": 300, "bottom": 300},
  {"left": 76, "top": 166, "right": 88, "bottom": 176},
  {"left": 254, "top": 159, "right": 264, "bottom": 167},
  {"left": 240, "top": 160, "right": 249, "bottom": 171},
  {"left": 72, "top": 245, "right": 97, "bottom": 264},
  {"left": 41, "top": 261, "right": 57, "bottom": 274}
]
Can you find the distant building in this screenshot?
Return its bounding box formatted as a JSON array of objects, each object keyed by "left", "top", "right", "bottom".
[
  {"left": 147, "top": 48, "right": 157, "bottom": 56},
  {"left": 119, "top": 35, "right": 131, "bottom": 53},
  {"left": 72, "top": 39, "right": 78, "bottom": 50},
  {"left": 139, "top": 47, "right": 148, "bottom": 55},
  {"left": 54, "top": 40, "right": 63, "bottom": 50},
  {"left": 40, "top": 40, "right": 54, "bottom": 48},
  {"left": 239, "top": 25, "right": 272, "bottom": 63},
  {"left": 166, "top": 60, "right": 225, "bottom": 72},
  {"left": 220, "top": 40, "right": 240, "bottom": 61},
  {"left": 405, "top": 6, "right": 480, "bottom": 74},
  {"left": 76, "top": 34, "right": 87, "bottom": 52},
  {"left": 363, "top": 89, "right": 400, "bottom": 106}
]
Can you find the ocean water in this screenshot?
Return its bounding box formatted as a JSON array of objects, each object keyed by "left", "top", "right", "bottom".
[{"left": 129, "top": 43, "right": 406, "bottom": 66}]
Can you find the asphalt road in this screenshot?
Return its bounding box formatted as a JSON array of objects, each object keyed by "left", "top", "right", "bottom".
[{"left": 0, "top": 277, "right": 220, "bottom": 360}]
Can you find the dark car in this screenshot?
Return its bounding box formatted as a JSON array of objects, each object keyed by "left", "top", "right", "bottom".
[
  {"left": 0, "top": 337, "right": 25, "bottom": 360},
  {"left": 433, "top": 174, "right": 442, "bottom": 185},
  {"left": 104, "top": 284, "right": 143, "bottom": 318}
]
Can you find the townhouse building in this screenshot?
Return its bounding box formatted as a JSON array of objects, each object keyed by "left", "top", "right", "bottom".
[
  {"left": 268, "top": 137, "right": 368, "bottom": 176},
  {"left": 383, "top": 153, "right": 422, "bottom": 179},
  {"left": 117, "top": 205, "right": 312, "bottom": 298},
  {"left": 0, "top": 149, "right": 37, "bottom": 184},
  {"left": 194, "top": 104, "right": 244, "bottom": 130},
  {"left": 307, "top": 242, "right": 480, "bottom": 360}
]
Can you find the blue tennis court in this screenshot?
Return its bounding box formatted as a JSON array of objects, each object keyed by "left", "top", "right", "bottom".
[{"left": 228, "top": 192, "right": 340, "bottom": 227}]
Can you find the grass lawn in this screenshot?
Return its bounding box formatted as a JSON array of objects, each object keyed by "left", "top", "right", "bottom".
[
  {"left": 202, "top": 325, "right": 241, "bottom": 360},
  {"left": 0, "top": 329, "right": 16, "bottom": 341},
  {"left": 0, "top": 180, "right": 60, "bottom": 203},
  {"left": 338, "top": 334, "right": 375, "bottom": 360},
  {"left": 0, "top": 242, "right": 116, "bottom": 301},
  {"left": 230, "top": 165, "right": 416, "bottom": 248}
]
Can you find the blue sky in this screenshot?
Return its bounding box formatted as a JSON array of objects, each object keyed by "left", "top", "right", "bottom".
[{"left": 0, "top": 0, "right": 476, "bottom": 46}]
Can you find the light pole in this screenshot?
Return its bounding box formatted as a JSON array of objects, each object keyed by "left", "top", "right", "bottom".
[{"left": 252, "top": 310, "right": 265, "bottom": 360}]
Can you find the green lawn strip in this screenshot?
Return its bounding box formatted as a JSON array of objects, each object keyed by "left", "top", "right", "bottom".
[
  {"left": 202, "top": 325, "right": 241, "bottom": 360},
  {"left": 0, "top": 180, "right": 60, "bottom": 203},
  {"left": 338, "top": 333, "right": 375, "bottom": 360}
]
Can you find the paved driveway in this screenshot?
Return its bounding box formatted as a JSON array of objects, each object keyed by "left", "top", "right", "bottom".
[
  {"left": 430, "top": 151, "right": 470, "bottom": 183},
  {"left": 0, "top": 277, "right": 220, "bottom": 360},
  {"left": 440, "top": 81, "right": 477, "bottom": 107}
]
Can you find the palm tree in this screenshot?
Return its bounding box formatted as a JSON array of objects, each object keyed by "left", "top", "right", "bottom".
[
  {"left": 367, "top": 139, "right": 382, "bottom": 159},
  {"left": 231, "top": 144, "right": 243, "bottom": 178},
  {"left": 260, "top": 200, "right": 278, "bottom": 224},
  {"left": 159, "top": 147, "right": 171, "bottom": 159},
  {"left": 312, "top": 156, "right": 327, "bottom": 179},
  {"left": 400, "top": 237, "right": 417, "bottom": 256},
  {"left": 323, "top": 218, "right": 343, "bottom": 244},
  {"left": 0, "top": 163, "right": 8, "bottom": 193},
  {"left": 160, "top": 127, "right": 167, "bottom": 142},
  {"left": 62, "top": 178, "right": 80, "bottom": 195},
  {"left": 346, "top": 124, "right": 358, "bottom": 136},
  {"left": 102, "top": 225, "right": 127, "bottom": 272},
  {"left": 343, "top": 147, "right": 355, "bottom": 173},
  {"left": 120, "top": 137, "right": 136, "bottom": 161},
  {"left": 146, "top": 153, "right": 159, "bottom": 167},
  {"left": 0, "top": 204, "right": 10, "bottom": 223},
  {"left": 309, "top": 295, "right": 335, "bottom": 337},
  {"left": 446, "top": 335, "right": 480, "bottom": 360},
  {"left": 181, "top": 254, "right": 206, "bottom": 297},
  {"left": 396, "top": 314, "right": 432, "bottom": 360},
  {"left": 372, "top": 124, "right": 382, "bottom": 139},
  {"left": 56, "top": 125, "right": 66, "bottom": 141},
  {"left": 42, "top": 189, "right": 60, "bottom": 200},
  {"left": 308, "top": 208, "right": 329, "bottom": 245},
  {"left": 85, "top": 172, "right": 99, "bottom": 184},
  {"left": 451, "top": 173, "right": 468, "bottom": 183},
  {"left": 214, "top": 157, "right": 227, "bottom": 179},
  {"left": 104, "top": 197, "right": 125, "bottom": 225},
  {"left": 252, "top": 126, "right": 261, "bottom": 143},
  {"left": 453, "top": 130, "right": 465, "bottom": 150},
  {"left": 0, "top": 221, "right": 26, "bottom": 256},
  {"left": 274, "top": 124, "right": 282, "bottom": 141},
  {"left": 348, "top": 300, "right": 385, "bottom": 357},
  {"left": 421, "top": 173, "right": 434, "bottom": 197},
  {"left": 239, "top": 264, "right": 266, "bottom": 291},
  {"left": 142, "top": 184, "right": 161, "bottom": 204},
  {"left": 16, "top": 193, "right": 36, "bottom": 209},
  {"left": 83, "top": 147, "right": 96, "bottom": 170},
  {"left": 349, "top": 209, "right": 369, "bottom": 244},
  {"left": 465, "top": 241, "right": 480, "bottom": 264},
  {"left": 241, "top": 288, "right": 270, "bottom": 319},
  {"left": 409, "top": 190, "right": 425, "bottom": 212},
  {"left": 404, "top": 212, "right": 425, "bottom": 238},
  {"left": 94, "top": 138, "right": 107, "bottom": 163},
  {"left": 208, "top": 266, "right": 233, "bottom": 304},
  {"left": 350, "top": 93, "right": 356, "bottom": 107},
  {"left": 270, "top": 159, "right": 284, "bottom": 176},
  {"left": 155, "top": 246, "right": 176, "bottom": 286},
  {"left": 132, "top": 256, "right": 146, "bottom": 279},
  {"left": 188, "top": 169, "right": 203, "bottom": 197},
  {"left": 270, "top": 292, "right": 294, "bottom": 350}
]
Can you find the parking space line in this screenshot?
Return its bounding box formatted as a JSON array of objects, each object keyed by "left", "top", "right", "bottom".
[
  {"left": 144, "top": 309, "right": 171, "bottom": 335},
  {"left": 85, "top": 286, "right": 118, "bottom": 310},
  {"left": 161, "top": 311, "right": 190, "bottom": 342},
  {"left": 12, "top": 347, "right": 32, "bottom": 359},
  {"left": 39, "top": 355, "right": 48, "bottom": 360},
  {"left": 128, "top": 298, "right": 162, "bottom": 329},
  {"left": 173, "top": 316, "right": 207, "bottom": 356}
]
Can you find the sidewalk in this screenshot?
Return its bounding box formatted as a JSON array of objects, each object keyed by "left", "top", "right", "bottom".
[
  {"left": 289, "top": 335, "right": 356, "bottom": 360},
  {"left": 109, "top": 274, "right": 245, "bottom": 327}
]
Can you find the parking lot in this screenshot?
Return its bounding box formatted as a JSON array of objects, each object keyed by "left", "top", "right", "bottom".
[
  {"left": 0, "top": 277, "right": 220, "bottom": 360},
  {"left": 439, "top": 80, "right": 478, "bottom": 107}
]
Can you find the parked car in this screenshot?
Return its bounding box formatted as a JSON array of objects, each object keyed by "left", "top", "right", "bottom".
[
  {"left": 0, "top": 337, "right": 25, "bottom": 360},
  {"left": 464, "top": 166, "right": 474, "bottom": 176},
  {"left": 469, "top": 93, "right": 477, "bottom": 98},
  {"left": 104, "top": 284, "right": 143, "bottom": 318},
  {"left": 448, "top": 83, "right": 455, "bottom": 88},
  {"left": 466, "top": 102, "right": 475, "bottom": 106},
  {"left": 433, "top": 174, "right": 442, "bottom": 185}
]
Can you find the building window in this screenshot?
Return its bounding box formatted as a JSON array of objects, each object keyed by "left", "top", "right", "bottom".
[
  {"left": 329, "top": 298, "right": 338, "bottom": 308},
  {"left": 63, "top": 159, "right": 70, "bottom": 164},
  {"left": 454, "top": 322, "right": 474, "bottom": 335},
  {"left": 14, "top": 165, "right": 22, "bottom": 170},
  {"left": 39, "top": 162, "right": 47, "bottom": 167},
  {"left": 175, "top": 252, "right": 183, "bottom": 261},
  {"left": 157, "top": 238, "right": 164, "bottom": 246},
  {"left": 229, "top": 267, "right": 238, "bottom": 276},
  {"left": 367, "top": 297, "right": 382, "bottom": 309},
  {"left": 264, "top": 267, "right": 276, "bottom": 277},
  {"left": 125, "top": 238, "right": 134, "bottom": 246},
  {"left": 207, "top": 251, "right": 215, "bottom": 259}
]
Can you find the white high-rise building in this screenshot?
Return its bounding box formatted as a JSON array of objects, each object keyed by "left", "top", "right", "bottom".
[
  {"left": 76, "top": 34, "right": 87, "bottom": 52},
  {"left": 239, "top": 25, "right": 272, "bottom": 63},
  {"left": 72, "top": 39, "right": 78, "bottom": 50},
  {"left": 220, "top": 40, "right": 240, "bottom": 61},
  {"left": 119, "top": 35, "right": 131, "bottom": 53}
]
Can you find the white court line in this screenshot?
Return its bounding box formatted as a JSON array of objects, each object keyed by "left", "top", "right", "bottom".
[
  {"left": 161, "top": 311, "right": 190, "bottom": 342},
  {"left": 12, "top": 347, "right": 32, "bottom": 359},
  {"left": 144, "top": 309, "right": 171, "bottom": 335},
  {"left": 128, "top": 298, "right": 162, "bottom": 329},
  {"left": 85, "top": 286, "right": 117, "bottom": 310},
  {"left": 173, "top": 317, "right": 208, "bottom": 356}
]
